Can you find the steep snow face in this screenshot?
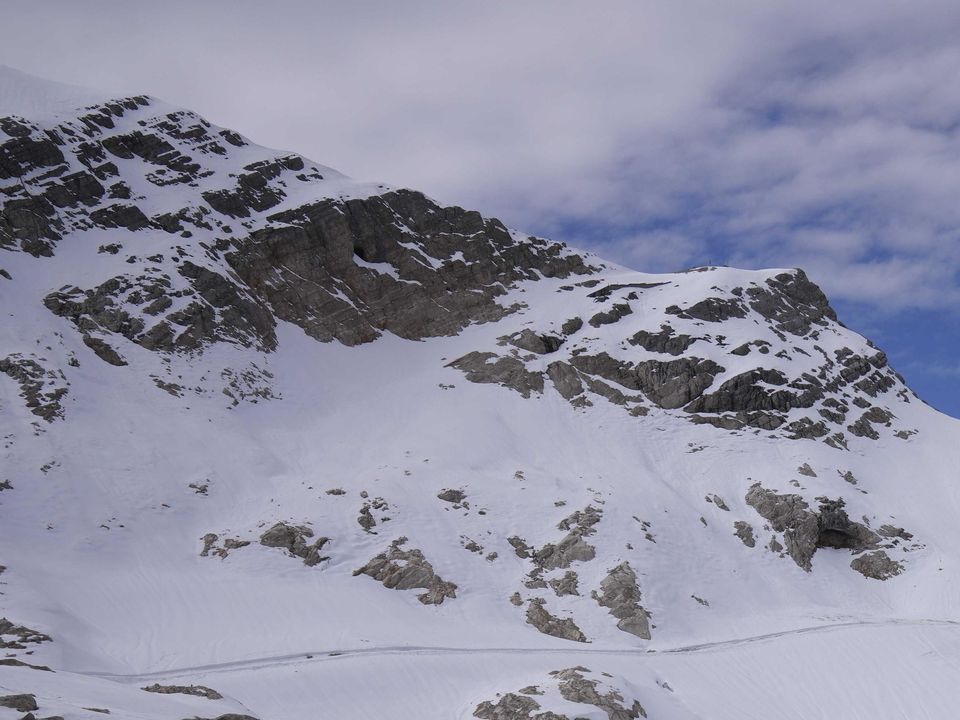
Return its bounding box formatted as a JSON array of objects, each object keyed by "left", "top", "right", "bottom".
[{"left": 2, "top": 69, "right": 960, "bottom": 720}]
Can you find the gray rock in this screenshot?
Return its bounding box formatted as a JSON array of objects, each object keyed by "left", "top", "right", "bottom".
[
  {"left": 259, "top": 523, "right": 329, "bottom": 566},
  {"left": 473, "top": 692, "right": 566, "bottom": 719},
  {"left": 448, "top": 352, "right": 544, "bottom": 398},
  {"left": 549, "top": 571, "right": 580, "bottom": 597},
  {"left": 546, "top": 361, "right": 584, "bottom": 400},
  {"left": 734, "top": 521, "right": 756, "bottom": 548},
  {"left": 0, "top": 354, "right": 69, "bottom": 421},
  {"left": 850, "top": 550, "right": 904, "bottom": 580},
  {"left": 143, "top": 684, "right": 222, "bottom": 700},
  {"left": 554, "top": 667, "right": 647, "bottom": 720},
  {"left": 589, "top": 303, "right": 632, "bottom": 328},
  {"left": 353, "top": 537, "right": 457, "bottom": 605},
  {"left": 0, "top": 694, "right": 37, "bottom": 712},
  {"left": 437, "top": 488, "right": 466, "bottom": 503},
  {"left": 592, "top": 562, "right": 651, "bottom": 639},
  {"left": 745, "top": 484, "right": 881, "bottom": 571},
  {"left": 797, "top": 463, "right": 817, "bottom": 477},
  {"left": 525, "top": 599, "right": 586, "bottom": 642},
  {"left": 505, "top": 329, "right": 564, "bottom": 355},
  {"left": 560, "top": 317, "right": 583, "bottom": 335},
  {"left": 628, "top": 327, "right": 696, "bottom": 356}
]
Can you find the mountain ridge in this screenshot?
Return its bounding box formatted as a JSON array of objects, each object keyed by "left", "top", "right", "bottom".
[{"left": 1, "top": 68, "right": 959, "bottom": 720}]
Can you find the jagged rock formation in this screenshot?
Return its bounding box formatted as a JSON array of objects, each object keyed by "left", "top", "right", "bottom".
[
  {"left": 525, "top": 599, "right": 587, "bottom": 642},
  {"left": 592, "top": 563, "right": 651, "bottom": 639},
  {"left": 353, "top": 537, "right": 457, "bottom": 605},
  {"left": 143, "top": 683, "right": 223, "bottom": 700},
  {"left": 258, "top": 522, "right": 330, "bottom": 566},
  {"left": 745, "top": 484, "right": 886, "bottom": 571}
]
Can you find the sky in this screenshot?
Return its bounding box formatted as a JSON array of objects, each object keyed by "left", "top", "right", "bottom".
[{"left": 1, "top": 0, "right": 958, "bottom": 417}]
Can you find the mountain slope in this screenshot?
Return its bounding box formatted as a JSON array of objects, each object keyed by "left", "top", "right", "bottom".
[{"left": 2, "top": 67, "right": 959, "bottom": 720}]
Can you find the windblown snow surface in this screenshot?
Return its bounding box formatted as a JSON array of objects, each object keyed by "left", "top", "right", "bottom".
[{"left": 2, "top": 67, "right": 960, "bottom": 720}]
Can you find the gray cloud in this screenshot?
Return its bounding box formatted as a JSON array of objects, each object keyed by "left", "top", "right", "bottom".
[{"left": 2, "top": 0, "right": 959, "bottom": 312}]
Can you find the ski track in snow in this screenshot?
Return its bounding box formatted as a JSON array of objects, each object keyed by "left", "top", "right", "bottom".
[{"left": 87, "top": 617, "right": 960, "bottom": 683}]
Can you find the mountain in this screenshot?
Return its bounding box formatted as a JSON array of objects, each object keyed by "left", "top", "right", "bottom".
[{"left": 2, "top": 66, "right": 959, "bottom": 720}]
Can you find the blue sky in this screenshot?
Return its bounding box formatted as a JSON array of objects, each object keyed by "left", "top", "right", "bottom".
[{"left": 2, "top": 1, "right": 958, "bottom": 416}]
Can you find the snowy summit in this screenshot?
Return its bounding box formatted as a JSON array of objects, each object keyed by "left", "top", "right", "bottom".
[{"left": 1, "top": 68, "right": 959, "bottom": 719}]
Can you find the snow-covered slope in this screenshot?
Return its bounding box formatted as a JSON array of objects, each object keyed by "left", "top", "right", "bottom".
[{"left": 2, "top": 68, "right": 959, "bottom": 720}]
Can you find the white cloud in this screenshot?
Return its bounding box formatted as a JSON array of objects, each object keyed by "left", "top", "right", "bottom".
[{"left": 1, "top": 0, "right": 959, "bottom": 313}]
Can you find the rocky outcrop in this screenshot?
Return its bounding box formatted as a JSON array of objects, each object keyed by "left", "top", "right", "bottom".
[
  {"left": 568, "top": 352, "right": 722, "bottom": 409},
  {"left": 143, "top": 684, "right": 223, "bottom": 700},
  {"left": 0, "top": 618, "right": 51, "bottom": 649},
  {"left": 592, "top": 562, "right": 651, "bottom": 639},
  {"left": 525, "top": 599, "right": 587, "bottom": 642},
  {"left": 447, "top": 352, "right": 545, "bottom": 398},
  {"left": 745, "top": 270, "right": 837, "bottom": 336},
  {"left": 733, "top": 521, "right": 756, "bottom": 547},
  {"left": 628, "top": 326, "right": 696, "bottom": 355},
  {"left": 0, "top": 354, "right": 69, "bottom": 421},
  {"left": 473, "top": 693, "right": 566, "bottom": 720},
  {"left": 850, "top": 550, "right": 903, "bottom": 580},
  {"left": 353, "top": 537, "right": 457, "bottom": 605},
  {"left": 503, "top": 329, "right": 564, "bottom": 355},
  {"left": 554, "top": 667, "right": 647, "bottom": 720},
  {"left": 0, "top": 694, "right": 38, "bottom": 712},
  {"left": 745, "top": 485, "right": 882, "bottom": 571},
  {"left": 259, "top": 523, "right": 329, "bottom": 566}
]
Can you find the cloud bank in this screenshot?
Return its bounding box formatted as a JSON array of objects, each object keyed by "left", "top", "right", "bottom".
[{"left": 2, "top": 1, "right": 958, "bottom": 310}]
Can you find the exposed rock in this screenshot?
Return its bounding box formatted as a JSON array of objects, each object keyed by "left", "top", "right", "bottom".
[
  {"left": 531, "top": 507, "right": 601, "bottom": 570},
  {"left": 797, "top": 463, "right": 817, "bottom": 477},
  {"left": 850, "top": 550, "right": 904, "bottom": 580},
  {"left": 568, "top": 352, "right": 722, "bottom": 409},
  {"left": 554, "top": 667, "right": 647, "bottom": 720},
  {"left": 353, "top": 537, "right": 457, "bottom": 605},
  {"left": 0, "top": 694, "right": 37, "bottom": 712},
  {"left": 259, "top": 522, "right": 329, "bottom": 566},
  {"left": 0, "top": 354, "right": 69, "bottom": 421},
  {"left": 666, "top": 296, "right": 746, "bottom": 322},
  {"left": 878, "top": 525, "right": 913, "bottom": 541},
  {"left": 734, "top": 521, "right": 756, "bottom": 547},
  {"left": 560, "top": 317, "right": 583, "bottom": 335},
  {"left": 592, "top": 562, "right": 650, "bottom": 639},
  {"left": 746, "top": 270, "right": 837, "bottom": 336},
  {"left": 437, "top": 488, "right": 466, "bottom": 504},
  {"left": 628, "top": 327, "right": 696, "bottom": 356},
  {"left": 546, "top": 361, "right": 584, "bottom": 400},
  {"left": 504, "top": 329, "right": 564, "bottom": 355},
  {"left": 473, "top": 692, "right": 566, "bottom": 720},
  {"left": 0, "top": 618, "right": 51, "bottom": 649},
  {"left": 745, "top": 485, "right": 881, "bottom": 571},
  {"left": 589, "top": 302, "right": 632, "bottom": 328},
  {"left": 448, "top": 352, "right": 544, "bottom": 398},
  {"left": 525, "top": 599, "right": 586, "bottom": 642},
  {"left": 707, "top": 494, "right": 729, "bottom": 511},
  {"left": 549, "top": 571, "right": 580, "bottom": 597},
  {"left": 143, "top": 684, "right": 223, "bottom": 700}
]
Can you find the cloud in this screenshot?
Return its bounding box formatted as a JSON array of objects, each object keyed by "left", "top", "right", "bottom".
[{"left": 1, "top": 0, "right": 959, "bottom": 314}]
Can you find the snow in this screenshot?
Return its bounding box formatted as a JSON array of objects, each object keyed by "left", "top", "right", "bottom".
[{"left": 2, "top": 67, "right": 960, "bottom": 719}]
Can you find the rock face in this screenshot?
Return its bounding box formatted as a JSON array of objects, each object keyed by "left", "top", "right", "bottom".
[
  {"left": 745, "top": 484, "right": 883, "bottom": 571},
  {"left": 353, "top": 537, "right": 457, "bottom": 605},
  {"left": 143, "top": 683, "right": 223, "bottom": 700},
  {"left": 553, "top": 667, "right": 647, "bottom": 720},
  {"left": 0, "top": 694, "right": 38, "bottom": 712},
  {"left": 259, "top": 523, "right": 329, "bottom": 566},
  {"left": 850, "top": 550, "right": 904, "bottom": 580},
  {"left": 733, "top": 521, "right": 756, "bottom": 548},
  {"left": 473, "top": 667, "right": 646, "bottom": 720},
  {"left": 592, "top": 562, "right": 651, "bottom": 639},
  {"left": 473, "top": 693, "right": 566, "bottom": 720},
  {"left": 525, "top": 599, "right": 587, "bottom": 642}
]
